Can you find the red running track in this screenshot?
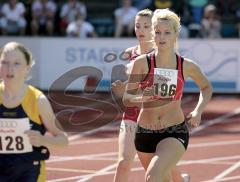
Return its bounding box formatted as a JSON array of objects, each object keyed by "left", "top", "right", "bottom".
[{"left": 46, "top": 94, "right": 240, "bottom": 182}]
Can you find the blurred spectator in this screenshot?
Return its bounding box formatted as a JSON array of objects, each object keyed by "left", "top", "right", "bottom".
[
  {"left": 0, "top": 0, "right": 26, "bottom": 35},
  {"left": 114, "top": 0, "right": 138, "bottom": 37},
  {"left": 66, "top": 12, "right": 97, "bottom": 38},
  {"left": 59, "top": 0, "right": 87, "bottom": 35},
  {"left": 0, "top": 3, "right": 2, "bottom": 25},
  {"left": 133, "top": 0, "right": 151, "bottom": 10},
  {"left": 201, "top": 4, "right": 221, "bottom": 38},
  {"left": 214, "top": 0, "right": 238, "bottom": 37},
  {"left": 0, "top": 2, "right": 2, "bottom": 11},
  {"left": 153, "top": 0, "right": 190, "bottom": 39},
  {"left": 172, "top": 0, "right": 190, "bottom": 38},
  {"left": 153, "top": 0, "right": 173, "bottom": 9},
  {"left": 236, "top": 1, "right": 240, "bottom": 37},
  {"left": 31, "top": 0, "right": 57, "bottom": 36},
  {"left": 188, "top": 0, "right": 208, "bottom": 24},
  {"left": 214, "top": 0, "right": 236, "bottom": 19},
  {"left": 172, "top": 0, "right": 186, "bottom": 15},
  {"left": 187, "top": 0, "right": 208, "bottom": 38}
]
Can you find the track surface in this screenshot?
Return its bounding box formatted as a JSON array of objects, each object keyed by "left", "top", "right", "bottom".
[{"left": 45, "top": 93, "right": 240, "bottom": 182}]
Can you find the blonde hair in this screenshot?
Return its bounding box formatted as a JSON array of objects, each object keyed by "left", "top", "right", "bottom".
[
  {"left": 0, "top": 42, "right": 35, "bottom": 67},
  {"left": 152, "top": 9, "right": 181, "bottom": 33},
  {"left": 136, "top": 9, "right": 153, "bottom": 18}
]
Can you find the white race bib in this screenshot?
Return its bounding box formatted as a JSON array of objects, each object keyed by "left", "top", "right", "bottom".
[
  {"left": 0, "top": 118, "right": 33, "bottom": 154},
  {"left": 154, "top": 68, "right": 178, "bottom": 98}
]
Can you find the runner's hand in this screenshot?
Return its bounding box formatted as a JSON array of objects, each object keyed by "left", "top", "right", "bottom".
[
  {"left": 25, "top": 130, "right": 45, "bottom": 147},
  {"left": 142, "top": 86, "right": 156, "bottom": 102},
  {"left": 111, "top": 80, "right": 126, "bottom": 98},
  {"left": 186, "top": 110, "right": 202, "bottom": 128}
]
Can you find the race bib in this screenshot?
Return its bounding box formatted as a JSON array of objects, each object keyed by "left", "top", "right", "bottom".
[
  {"left": 0, "top": 118, "right": 33, "bottom": 154},
  {"left": 154, "top": 68, "right": 178, "bottom": 98}
]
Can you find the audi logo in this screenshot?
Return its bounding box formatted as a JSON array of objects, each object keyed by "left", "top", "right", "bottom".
[
  {"left": 155, "top": 70, "right": 175, "bottom": 77},
  {"left": 0, "top": 120, "right": 18, "bottom": 128}
]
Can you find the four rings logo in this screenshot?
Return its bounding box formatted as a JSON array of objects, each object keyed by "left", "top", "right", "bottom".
[
  {"left": 0, "top": 120, "right": 18, "bottom": 128},
  {"left": 157, "top": 70, "right": 175, "bottom": 77}
]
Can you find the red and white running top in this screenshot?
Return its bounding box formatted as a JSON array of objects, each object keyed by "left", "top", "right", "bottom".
[{"left": 123, "top": 47, "right": 155, "bottom": 122}]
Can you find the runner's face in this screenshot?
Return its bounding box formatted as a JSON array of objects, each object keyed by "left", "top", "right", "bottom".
[
  {"left": 0, "top": 49, "right": 30, "bottom": 84},
  {"left": 135, "top": 16, "right": 153, "bottom": 43},
  {"left": 153, "top": 20, "right": 178, "bottom": 50}
]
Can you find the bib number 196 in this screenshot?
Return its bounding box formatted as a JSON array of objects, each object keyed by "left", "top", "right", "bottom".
[{"left": 155, "top": 83, "right": 176, "bottom": 97}]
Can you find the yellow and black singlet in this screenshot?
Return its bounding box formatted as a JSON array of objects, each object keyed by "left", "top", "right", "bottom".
[{"left": 0, "top": 84, "right": 50, "bottom": 181}]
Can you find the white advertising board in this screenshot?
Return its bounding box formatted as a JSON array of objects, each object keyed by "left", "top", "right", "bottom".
[{"left": 0, "top": 38, "right": 239, "bottom": 93}]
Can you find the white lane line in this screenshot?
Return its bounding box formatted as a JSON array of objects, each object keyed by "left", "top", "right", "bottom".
[
  {"left": 68, "top": 96, "right": 194, "bottom": 142},
  {"left": 48, "top": 159, "right": 240, "bottom": 164},
  {"left": 50, "top": 157, "right": 118, "bottom": 162},
  {"left": 47, "top": 116, "right": 240, "bottom": 162},
  {"left": 204, "top": 161, "right": 239, "bottom": 166},
  {"left": 191, "top": 107, "right": 240, "bottom": 135},
  {"left": 47, "top": 163, "right": 118, "bottom": 182},
  {"left": 68, "top": 97, "right": 238, "bottom": 144},
  {"left": 178, "top": 155, "right": 240, "bottom": 165},
  {"left": 48, "top": 154, "right": 240, "bottom": 164},
  {"left": 77, "top": 163, "right": 118, "bottom": 182},
  {"left": 202, "top": 175, "right": 240, "bottom": 182},
  {"left": 70, "top": 138, "right": 240, "bottom": 147},
  {"left": 46, "top": 167, "right": 96, "bottom": 173},
  {"left": 70, "top": 138, "right": 117, "bottom": 145},
  {"left": 49, "top": 103, "right": 240, "bottom": 181},
  {"left": 46, "top": 155, "right": 240, "bottom": 182},
  {"left": 213, "top": 160, "right": 240, "bottom": 180},
  {"left": 46, "top": 167, "right": 141, "bottom": 182},
  {"left": 189, "top": 140, "right": 240, "bottom": 148},
  {"left": 47, "top": 152, "right": 117, "bottom": 163},
  {"left": 188, "top": 108, "right": 240, "bottom": 181},
  {"left": 70, "top": 134, "right": 240, "bottom": 147}
]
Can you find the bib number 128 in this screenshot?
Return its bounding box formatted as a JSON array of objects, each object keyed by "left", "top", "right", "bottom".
[{"left": 0, "top": 136, "right": 24, "bottom": 151}]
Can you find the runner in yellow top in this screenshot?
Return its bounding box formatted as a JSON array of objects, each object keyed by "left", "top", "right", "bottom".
[{"left": 0, "top": 42, "right": 68, "bottom": 182}]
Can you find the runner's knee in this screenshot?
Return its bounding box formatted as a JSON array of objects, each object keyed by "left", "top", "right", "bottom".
[
  {"left": 145, "top": 165, "right": 170, "bottom": 182},
  {"left": 117, "top": 158, "right": 133, "bottom": 171}
]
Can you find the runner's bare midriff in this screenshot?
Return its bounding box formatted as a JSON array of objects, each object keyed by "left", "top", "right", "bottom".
[{"left": 138, "top": 100, "right": 185, "bottom": 130}]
